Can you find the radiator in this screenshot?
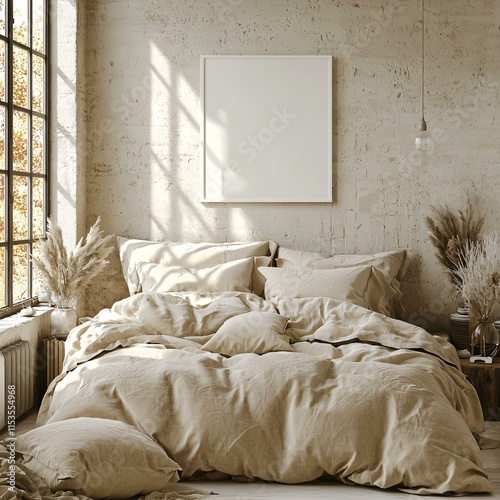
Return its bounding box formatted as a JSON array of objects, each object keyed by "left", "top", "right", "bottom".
[
  {"left": 0, "top": 340, "right": 33, "bottom": 429},
  {"left": 43, "top": 337, "right": 65, "bottom": 389}
]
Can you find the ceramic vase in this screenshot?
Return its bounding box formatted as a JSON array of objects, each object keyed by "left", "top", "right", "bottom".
[{"left": 50, "top": 308, "right": 78, "bottom": 338}]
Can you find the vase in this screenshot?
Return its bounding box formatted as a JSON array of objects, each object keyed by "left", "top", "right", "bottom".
[
  {"left": 50, "top": 308, "right": 78, "bottom": 338},
  {"left": 471, "top": 316, "right": 499, "bottom": 358}
]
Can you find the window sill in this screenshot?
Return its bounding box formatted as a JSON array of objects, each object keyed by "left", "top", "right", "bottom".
[{"left": 0, "top": 307, "right": 53, "bottom": 348}]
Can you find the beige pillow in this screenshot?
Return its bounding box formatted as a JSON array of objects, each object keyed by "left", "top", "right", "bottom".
[
  {"left": 276, "top": 246, "right": 329, "bottom": 269},
  {"left": 117, "top": 237, "right": 277, "bottom": 294},
  {"left": 136, "top": 258, "right": 255, "bottom": 294},
  {"left": 308, "top": 250, "right": 409, "bottom": 281},
  {"left": 16, "top": 417, "right": 180, "bottom": 499},
  {"left": 136, "top": 258, "right": 253, "bottom": 293},
  {"left": 276, "top": 247, "right": 409, "bottom": 317},
  {"left": 259, "top": 265, "right": 397, "bottom": 316},
  {"left": 202, "top": 311, "right": 292, "bottom": 356}
]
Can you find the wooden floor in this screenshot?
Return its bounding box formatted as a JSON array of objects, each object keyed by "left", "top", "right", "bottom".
[{"left": 3, "top": 409, "right": 500, "bottom": 499}]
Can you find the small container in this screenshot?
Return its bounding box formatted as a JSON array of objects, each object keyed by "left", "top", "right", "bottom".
[{"left": 50, "top": 308, "right": 78, "bottom": 338}]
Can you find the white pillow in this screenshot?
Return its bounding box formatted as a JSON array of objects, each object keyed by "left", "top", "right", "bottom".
[
  {"left": 276, "top": 247, "right": 409, "bottom": 317},
  {"left": 276, "top": 247, "right": 330, "bottom": 269},
  {"left": 259, "top": 265, "right": 397, "bottom": 316},
  {"left": 117, "top": 237, "right": 277, "bottom": 294},
  {"left": 307, "top": 250, "right": 408, "bottom": 280},
  {"left": 16, "top": 417, "right": 180, "bottom": 499},
  {"left": 202, "top": 311, "right": 292, "bottom": 356},
  {"left": 136, "top": 258, "right": 254, "bottom": 293}
]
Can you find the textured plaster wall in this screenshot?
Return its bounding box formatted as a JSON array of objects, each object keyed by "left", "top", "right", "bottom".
[
  {"left": 50, "top": 0, "right": 88, "bottom": 317},
  {"left": 84, "top": 0, "right": 500, "bottom": 331},
  {"left": 51, "top": 0, "right": 87, "bottom": 248}
]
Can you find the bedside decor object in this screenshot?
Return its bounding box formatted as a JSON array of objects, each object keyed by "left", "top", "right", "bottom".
[
  {"left": 425, "top": 199, "right": 484, "bottom": 291},
  {"left": 470, "top": 318, "right": 498, "bottom": 363},
  {"left": 19, "top": 306, "right": 36, "bottom": 317},
  {"left": 454, "top": 233, "right": 500, "bottom": 363},
  {"left": 50, "top": 308, "right": 78, "bottom": 338},
  {"left": 449, "top": 312, "right": 470, "bottom": 350},
  {"left": 32, "top": 217, "right": 114, "bottom": 336}
]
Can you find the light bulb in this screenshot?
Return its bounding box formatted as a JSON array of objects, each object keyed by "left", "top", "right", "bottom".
[
  {"left": 415, "top": 118, "right": 433, "bottom": 151},
  {"left": 415, "top": 130, "right": 433, "bottom": 151}
]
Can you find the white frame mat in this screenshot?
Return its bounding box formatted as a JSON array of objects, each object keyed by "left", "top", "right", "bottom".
[{"left": 201, "top": 55, "right": 332, "bottom": 202}]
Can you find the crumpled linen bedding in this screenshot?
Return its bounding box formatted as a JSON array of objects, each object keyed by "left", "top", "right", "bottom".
[
  {"left": 0, "top": 440, "right": 213, "bottom": 499},
  {"left": 0, "top": 441, "right": 91, "bottom": 499},
  {"left": 36, "top": 291, "right": 492, "bottom": 495}
]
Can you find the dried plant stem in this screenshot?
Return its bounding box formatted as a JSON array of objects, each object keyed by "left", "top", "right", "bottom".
[
  {"left": 425, "top": 198, "right": 484, "bottom": 287},
  {"left": 453, "top": 233, "right": 500, "bottom": 318},
  {"left": 32, "top": 217, "right": 114, "bottom": 308}
]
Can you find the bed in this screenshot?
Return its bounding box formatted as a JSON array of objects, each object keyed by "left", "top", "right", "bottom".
[{"left": 9, "top": 238, "right": 494, "bottom": 498}]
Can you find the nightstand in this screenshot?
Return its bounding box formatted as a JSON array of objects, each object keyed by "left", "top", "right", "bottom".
[{"left": 460, "top": 358, "right": 500, "bottom": 421}]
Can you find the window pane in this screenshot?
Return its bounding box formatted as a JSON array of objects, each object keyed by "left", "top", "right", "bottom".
[
  {"left": 0, "top": 0, "right": 5, "bottom": 36},
  {"left": 13, "top": 244, "right": 28, "bottom": 303},
  {"left": 0, "top": 106, "right": 5, "bottom": 170},
  {"left": 1, "top": 0, "right": 49, "bottom": 311},
  {"left": 32, "top": 177, "right": 44, "bottom": 238},
  {"left": 33, "top": 55, "right": 44, "bottom": 113},
  {"left": 13, "top": 175, "right": 28, "bottom": 240},
  {"left": 0, "top": 174, "right": 5, "bottom": 241},
  {"left": 13, "top": 0, "right": 28, "bottom": 45},
  {"left": 33, "top": 0, "right": 45, "bottom": 53},
  {"left": 13, "top": 110, "right": 28, "bottom": 172},
  {"left": 0, "top": 247, "right": 4, "bottom": 307},
  {"left": 32, "top": 240, "right": 43, "bottom": 295},
  {"left": 0, "top": 40, "right": 5, "bottom": 101},
  {"left": 13, "top": 46, "right": 29, "bottom": 108},
  {"left": 32, "top": 116, "right": 44, "bottom": 173}
]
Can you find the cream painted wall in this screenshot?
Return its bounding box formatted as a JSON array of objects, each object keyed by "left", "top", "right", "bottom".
[
  {"left": 51, "top": 0, "right": 87, "bottom": 251},
  {"left": 83, "top": 0, "right": 500, "bottom": 331}
]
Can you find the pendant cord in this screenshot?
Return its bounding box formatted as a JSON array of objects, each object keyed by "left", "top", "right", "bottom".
[{"left": 421, "top": 0, "right": 425, "bottom": 122}]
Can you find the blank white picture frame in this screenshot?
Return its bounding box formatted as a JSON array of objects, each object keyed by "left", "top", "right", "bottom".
[{"left": 201, "top": 55, "right": 332, "bottom": 203}]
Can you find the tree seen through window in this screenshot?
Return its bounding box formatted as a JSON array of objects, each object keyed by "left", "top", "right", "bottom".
[{"left": 0, "top": 0, "right": 48, "bottom": 311}]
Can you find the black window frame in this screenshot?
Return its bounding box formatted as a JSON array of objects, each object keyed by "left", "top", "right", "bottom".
[{"left": 0, "top": 0, "right": 49, "bottom": 317}]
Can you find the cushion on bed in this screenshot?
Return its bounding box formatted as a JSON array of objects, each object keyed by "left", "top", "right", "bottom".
[
  {"left": 259, "top": 265, "right": 397, "bottom": 316},
  {"left": 117, "top": 236, "right": 278, "bottom": 295},
  {"left": 275, "top": 246, "right": 330, "bottom": 269},
  {"left": 276, "top": 247, "right": 409, "bottom": 317},
  {"left": 202, "top": 311, "right": 292, "bottom": 355},
  {"left": 136, "top": 258, "right": 255, "bottom": 293},
  {"left": 16, "top": 417, "right": 180, "bottom": 499}
]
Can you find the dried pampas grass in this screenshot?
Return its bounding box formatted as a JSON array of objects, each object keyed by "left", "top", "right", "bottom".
[
  {"left": 454, "top": 233, "right": 500, "bottom": 317},
  {"left": 32, "top": 217, "right": 114, "bottom": 308},
  {"left": 425, "top": 199, "right": 484, "bottom": 286}
]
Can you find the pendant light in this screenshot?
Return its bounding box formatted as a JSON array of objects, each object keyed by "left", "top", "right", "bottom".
[{"left": 415, "top": 0, "right": 433, "bottom": 151}]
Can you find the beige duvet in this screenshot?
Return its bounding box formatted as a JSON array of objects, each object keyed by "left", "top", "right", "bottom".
[{"left": 38, "top": 292, "right": 491, "bottom": 495}]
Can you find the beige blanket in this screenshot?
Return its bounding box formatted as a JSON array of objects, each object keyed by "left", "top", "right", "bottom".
[{"left": 37, "top": 292, "right": 491, "bottom": 495}]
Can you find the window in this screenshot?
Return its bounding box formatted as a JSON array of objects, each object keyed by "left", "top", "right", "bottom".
[{"left": 0, "top": 0, "right": 48, "bottom": 315}]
